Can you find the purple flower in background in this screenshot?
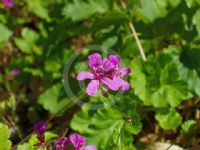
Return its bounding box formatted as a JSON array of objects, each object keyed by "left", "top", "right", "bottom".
[
  {"left": 0, "top": 0, "right": 14, "bottom": 8},
  {"left": 34, "top": 121, "right": 46, "bottom": 145},
  {"left": 76, "top": 53, "right": 131, "bottom": 96},
  {"left": 76, "top": 53, "right": 119, "bottom": 96},
  {"left": 70, "top": 133, "right": 97, "bottom": 150},
  {"left": 11, "top": 68, "right": 20, "bottom": 76},
  {"left": 54, "top": 137, "right": 69, "bottom": 150}
]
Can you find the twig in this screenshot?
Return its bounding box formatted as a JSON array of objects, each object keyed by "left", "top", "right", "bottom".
[
  {"left": 128, "top": 23, "right": 147, "bottom": 61},
  {"left": 121, "top": 0, "right": 147, "bottom": 62},
  {"left": 5, "top": 81, "right": 23, "bottom": 140}
]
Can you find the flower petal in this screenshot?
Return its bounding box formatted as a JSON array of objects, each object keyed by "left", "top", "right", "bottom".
[
  {"left": 113, "top": 77, "right": 131, "bottom": 91},
  {"left": 88, "top": 53, "right": 102, "bottom": 70},
  {"left": 103, "top": 58, "right": 114, "bottom": 72},
  {"left": 70, "top": 133, "right": 86, "bottom": 149},
  {"left": 109, "top": 55, "right": 120, "bottom": 67},
  {"left": 54, "top": 137, "right": 69, "bottom": 150},
  {"left": 101, "top": 77, "right": 119, "bottom": 91},
  {"left": 11, "top": 68, "right": 20, "bottom": 76},
  {"left": 76, "top": 71, "right": 94, "bottom": 80},
  {"left": 120, "top": 67, "right": 131, "bottom": 76},
  {"left": 2, "top": 0, "right": 14, "bottom": 7},
  {"left": 34, "top": 121, "right": 46, "bottom": 137},
  {"left": 84, "top": 145, "right": 97, "bottom": 150},
  {"left": 86, "top": 80, "right": 100, "bottom": 96}
]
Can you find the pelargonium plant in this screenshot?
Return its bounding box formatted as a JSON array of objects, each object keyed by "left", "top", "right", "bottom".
[
  {"left": 0, "top": 0, "right": 14, "bottom": 9},
  {"left": 34, "top": 122, "right": 97, "bottom": 150},
  {"left": 76, "top": 53, "right": 131, "bottom": 96}
]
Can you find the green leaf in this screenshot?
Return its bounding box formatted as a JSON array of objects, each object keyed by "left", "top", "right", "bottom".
[
  {"left": 17, "top": 132, "right": 57, "bottom": 150},
  {"left": 181, "top": 120, "right": 197, "bottom": 133},
  {"left": 63, "top": 0, "right": 110, "bottom": 21},
  {"left": 14, "top": 28, "right": 40, "bottom": 54},
  {"left": 24, "top": 68, "right": 43, "bottom": 77},
  {"left": 0, "top": 123, "right": 11, "bottom": 150},
  {"left": 136, "top": 0, "right": 180, "bottom": 23},
  {"left": 180, "top": 47, "right": 200, "bottom": 96},
  {"left": 91, "top": 11, "right": 129, "bottom": 31},
  {"left": 29, "top": 132, "right": 58, "bottom": 146},
  {"left": 180, "top": 47, "right": 200, "bottom": 70},
  {"left": 0, "top": 24, "right": 12, "bottom": 43},
  {"left": 136, "top": 0, "right": 167, "bottom": 23},
  {"left": 185, "top": 0, "right": 200, "bottom": 8},
  {"left": 180, "top": 68, "right": 200, "bottom": 96},
  {"left": 14, "top": 38, "right": 32, "bottom": 54},
  {"left": 38, "top": 83, "right": 71, "bottom": 114},
  {"left": 22, "top": 28, "right": 39, "bottom": 43},
  {"left": 26, "top": 0, "right": 49, "bottom": 19},
  {"left": 17, "top": 143, "right": 33, "bottom": 150},
  {"left": 131, "top": 51, "right": 192, "bottom": 108},
  {"left": 156, "top": 109, "right": 182, "bottom": 130},
  {"left": 44, "top": 59, "right": 62, "bottom": 78},
  {"left": 193, "top": 10, "right": 200, "bottom": 38},
  {"left": 71, "top": 95, "right": 142, "bottom": 149}
]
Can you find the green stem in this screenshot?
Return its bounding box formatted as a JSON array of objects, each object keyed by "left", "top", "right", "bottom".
[
  {"left": 5, "top": 81, "right": 23, "bottom": 140},
  {"left": 115, "top": 120, "right": 126, "bottom": 150}
]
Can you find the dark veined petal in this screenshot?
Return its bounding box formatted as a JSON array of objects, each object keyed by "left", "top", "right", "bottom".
[
  {"left": 103, "top": 58, "right": 115, "bottom": 72},
  {"left": 88, "top": 53, "right": 102, "bottom": 70},
  {"left": 109, "top": 55, "right": 120, "bottom": 67},
  {"left": 54, "top": 138, "right": 69, "bottom": 150},
  {"left": 76, "top": 71, "right": 94, "bottom": 80},
  {"left": 70, "top": 133, "right": 86, "bottom": 149}
]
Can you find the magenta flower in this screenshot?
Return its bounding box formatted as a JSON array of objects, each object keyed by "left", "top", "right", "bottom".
[
  {"left": 0, "top": 0, "right": 14, "bottom": 8},
  {"left": 76, "top": 53, "right": 131, "bottom": 96},
  {"left": 77, "top": 53, "right": 119, "bottom": 96},
  {"left": 34, "top": 121, "right": 46, "bottom": 145},
  {"left": 11, "top": 68, "right": 20, "bottom": 76},
  {"left": 70, "top": 133, "right": 97, "bottom": 150},
  {"left": 54, "top": 137, "right": 69, "bottom": 150}
]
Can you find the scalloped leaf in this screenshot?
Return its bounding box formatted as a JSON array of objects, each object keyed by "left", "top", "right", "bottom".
[
  {"left": 63, "top": 0, "right": 111, "bottom": 21},
  {"left": 131, "top": 51, "right": 192, "bottom": 108},
  {"left": 71, "top": 95, "right": 142, "bottom": 149},
  {"left": 0, "top": 123, "right": 11, "bottom": 150},
  {"left": 156, "top": 109, "right": 182, "bottom": 130},
  {"left": 38, "top": 83, "right": 71, "bottom": 114}
]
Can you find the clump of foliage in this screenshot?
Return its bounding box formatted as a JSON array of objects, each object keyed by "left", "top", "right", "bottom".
[{"left": 0, "top": 0, "right": 200, "bottom": 149}]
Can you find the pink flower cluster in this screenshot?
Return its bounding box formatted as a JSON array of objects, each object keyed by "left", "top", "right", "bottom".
[
  {"left": 55, "top": 133, "right": 96, "bottom": 150},
  {"left": 34, "top": 122, "right": 96, "bottom": 150},
  {"left": 0, "top": 0, "right": 14, "bottom": 9},
  {"left": 77, "top": 53, "right": 131, "bottom": 96}
]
